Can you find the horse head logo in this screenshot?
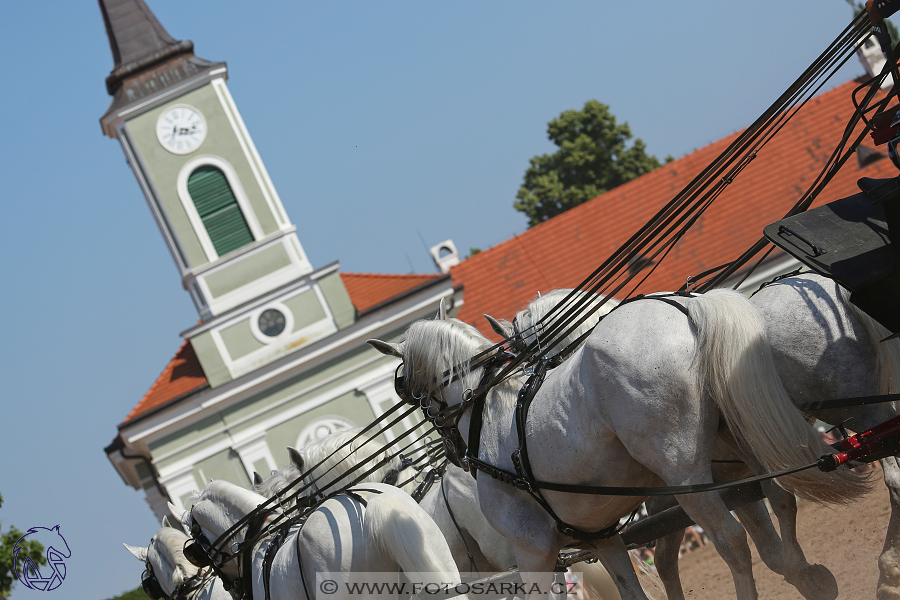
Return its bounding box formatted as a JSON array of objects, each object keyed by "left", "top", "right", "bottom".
[{"left": 14, "top": 525, "right": 71, "bottom": 591}]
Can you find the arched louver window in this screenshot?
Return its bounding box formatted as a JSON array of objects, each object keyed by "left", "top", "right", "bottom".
[{"left": 187, "top": 165, "right": 254, "bottom": 257}]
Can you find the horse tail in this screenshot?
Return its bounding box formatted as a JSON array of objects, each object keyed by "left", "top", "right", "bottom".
[
  {"left": 574, "top": 556, "right": 667, "bottom": 600},
  {"left": 364, "top": 489, "right": 465, "bottom": 593},
  {"left": 688, "top": 289, "right": 873, "bottom": 504}
]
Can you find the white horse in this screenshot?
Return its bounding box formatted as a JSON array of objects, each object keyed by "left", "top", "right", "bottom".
[
  {"left": 369, "top": 289, "right": 871, "bottom": 600},
  {"left": 174, "top": 479, "right": 464, "bottom": 600},
  {"left": 747, "top": 272, "right": 900, "bottom": 600},
  {"left": 488, "top": 288, "right": 844, "bottom": 600},
  {"left": 254, "top": 428, "right": 507, "bottom": 572},
  {"left": 125, "top": 526, "right": 230, "bottom": 600},
  {"left": 253, "top": 429, "right": 660, "bottom": 599},
  {"left": 252, "top": 428, "right": 429, "bottom": 513}
]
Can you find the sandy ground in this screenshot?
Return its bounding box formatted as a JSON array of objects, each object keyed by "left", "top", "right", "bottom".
[{"left": 672, "top": 472, "right": 892, "bottom": 599}]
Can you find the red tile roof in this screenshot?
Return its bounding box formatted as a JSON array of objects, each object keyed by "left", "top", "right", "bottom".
[
  {"left": 119, "top": 272, "right": 441, "bottom": 425},
  {"left": 449, "top": 78, "right": 897, "bottom": 338},
  {"left": 340, "top": 272, "right": 443, "bottom": 313},
  {"left": 122, "top": 339, "right": 209, "bottom": 424},
  {"left": 119, "top": 76, "right": 896, "bottom": 427}
]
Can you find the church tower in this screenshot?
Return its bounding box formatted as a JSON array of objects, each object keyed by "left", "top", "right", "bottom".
[
  {"left": 99, "top": 0, "right": 354, "bottom": 388},
  {"left": 101, "top": 0, "right": 456, "bottom": 519}
]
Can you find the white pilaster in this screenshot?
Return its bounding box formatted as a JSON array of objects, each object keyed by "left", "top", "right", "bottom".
[
  {"left": 232, "top": 431, "right": 277, "bottom": 478},
  {"left": 159, "top": 467, "right": 201, "bottom": 512}
]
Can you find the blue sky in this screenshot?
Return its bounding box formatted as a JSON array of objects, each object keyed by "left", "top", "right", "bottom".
[{"left": 0, "top": 1, "right": 876, "bottom": 598}]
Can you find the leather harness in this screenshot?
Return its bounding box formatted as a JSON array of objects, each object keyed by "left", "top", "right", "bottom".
[{"left": 441, "top": 294, "right": 710, "bottom": 541}]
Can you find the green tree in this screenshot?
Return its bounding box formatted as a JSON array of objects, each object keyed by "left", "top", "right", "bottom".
[
  {"left": 847, "top": 0, "right": 900, "bottom": 41},
  {"left": 514, "top": 100, "right": 663, "bottom": 227},
  {"left": 0, "top": 493, "right": 45, "bottom": 600}
]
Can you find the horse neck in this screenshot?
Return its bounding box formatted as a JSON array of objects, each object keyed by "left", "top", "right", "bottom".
[
  {"left": 519, "top": 290, "right": 611, "bottom": 356},
  {"left": 454, "top": 377, "right": 520, "bottom": 462},
  {"left": 194, "top": 482, "right": 266, "bottom": 542},
  {"left": 306, "top": 438, "right": 398, "bottom": 494}
]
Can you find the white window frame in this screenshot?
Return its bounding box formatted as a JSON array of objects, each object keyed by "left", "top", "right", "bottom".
[{"left": 176, "top": 155, "right": 265, "bottom": 262}]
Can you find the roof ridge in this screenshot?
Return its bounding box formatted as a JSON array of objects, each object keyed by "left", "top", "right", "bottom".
[{"left": 341, "top": 272, "right": 439, "bottom": 279}]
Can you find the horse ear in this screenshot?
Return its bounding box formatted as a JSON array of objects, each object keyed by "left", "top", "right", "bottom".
[
  {"left": 253, "top": 471, "right": 263, "bottom": 486},
  {"left": 367, "top": 339, "right": 403, "bottom": 358},
  {"left": 123, "top": 543, "right": 149, "bottom": 562},
  {"left": 485, "top": 314, "right": 515, "bottom": 338},
  {"left": 161, "top": 515, "right": 172, "bottom": 528},
  {"left": 168, "top": 502, "right": 191, "bottom": 530},
  {"left": 438, "top": 298, "right": 448, "bottom": 320},
  {"left": 288, "top": 447, "right": 304, "bottom": 471}
]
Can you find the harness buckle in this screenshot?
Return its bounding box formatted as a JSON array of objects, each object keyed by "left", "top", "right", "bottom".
[
  {"left": 558, "top": 525, "right": 577, "bottom": 538},
  {"left": 512, "top": 478, "right": 534, "bottom": 493}
]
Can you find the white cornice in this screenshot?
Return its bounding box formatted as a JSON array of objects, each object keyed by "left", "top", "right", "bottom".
[
  {"left": 180, "top": 260, "right": 339, "bottom": 337},
  {"left": 119, "top": 280, "right": 460, "bottom": 444}
]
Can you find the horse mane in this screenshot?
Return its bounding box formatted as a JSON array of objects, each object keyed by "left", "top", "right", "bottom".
[
  {"left": 151, "top": 527, "right": 198, "bottom": 590},
  {"left": 515, "top": 289, "right": 618, "bottom": 356},
  {"left": 300, "top": 428, "right": 402, "bottom": 494},
  {"left": 195, "top": 480, "right": 269, "bottom": 521},
  {"left": 401, "top": 318, "right": 496, "bottom": 401},
  {"left": 254, "top": 465, "right": 302, "bottom": 500}
]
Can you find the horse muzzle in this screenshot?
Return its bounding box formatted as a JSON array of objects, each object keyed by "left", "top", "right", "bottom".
[{"left": 142, "top": 566, "right": 167, "bottom": 600}]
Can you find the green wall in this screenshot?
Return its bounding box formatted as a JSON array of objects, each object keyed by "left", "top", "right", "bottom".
[{"left": 125, "top": 82, "right": 279, "bottom": 268}]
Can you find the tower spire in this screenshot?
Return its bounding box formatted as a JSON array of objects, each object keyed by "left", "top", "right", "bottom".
[{"left": 98, "top": 0, "right": 225, "bottom": 127}]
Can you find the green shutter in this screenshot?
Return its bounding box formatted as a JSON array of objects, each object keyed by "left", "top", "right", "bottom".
[{"left": 187, "top": 166, "right": 255, "bottom": 257}]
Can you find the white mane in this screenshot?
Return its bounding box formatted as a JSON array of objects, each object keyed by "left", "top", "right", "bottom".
[
  {"left": 150, "top": 527, "right": 198, "bottom": 593},
  {"left": 514, "top": 289, "right": 618, "bottom": 356},
  {"left": 299, "top": 428, "right": 405, "bottom": 495},
  {"left": 254, "top": 465, "right": 302, "bottom": 500},
  {"left": 401, "top": 318, "right": 496, "bottom": 402},
  {"left": 189, "top": 480, "right": 274, "bottom": 541}
]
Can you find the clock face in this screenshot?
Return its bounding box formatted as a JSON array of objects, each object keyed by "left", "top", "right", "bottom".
[{"left": 156, "top": 105, "right": 207, "bottom": 155}]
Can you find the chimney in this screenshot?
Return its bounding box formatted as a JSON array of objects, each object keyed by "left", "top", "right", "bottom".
[
  {"left": 858, "top": 34, "right": 894, "bottom": 90},
  {"left": 430, "top": 240, "right": 460, "bottom": 274}
]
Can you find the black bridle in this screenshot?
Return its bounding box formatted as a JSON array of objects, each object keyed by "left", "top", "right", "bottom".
[
  {"left": 184, "top": 509, "right": 273, "bottom": 600},
  {"left": 141, "top": 557, "right": 209, "bottom": 600},
  {"left": 141, "top": 563, "right": 166, "bottom": 600},
  {"left": 393, "top": 350, "right": 514, "bottom": 470}
]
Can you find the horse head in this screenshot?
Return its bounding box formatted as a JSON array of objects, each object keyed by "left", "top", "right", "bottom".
[
  {"left": 180, "top": 480, "right": 271, "bottom": 580},
  {"left": 252, "top": 464, "right": 303, "bottom": 509},
  {"left": 126, "top": 527, "right": 201, "bottom": 599},
  {"left": 369, "top": 317, "right": 495, "bottom": 416}
]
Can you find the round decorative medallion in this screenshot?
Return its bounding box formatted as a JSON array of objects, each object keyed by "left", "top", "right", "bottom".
[
  {"left": 156, "top": 104, "right": 207, "bottom": 154},
  {"left": 258, "top": 308, "right": 286, "bottom": 337},
  {"left": 296, "top": 417, "right": 356, "bottom": 448}
]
